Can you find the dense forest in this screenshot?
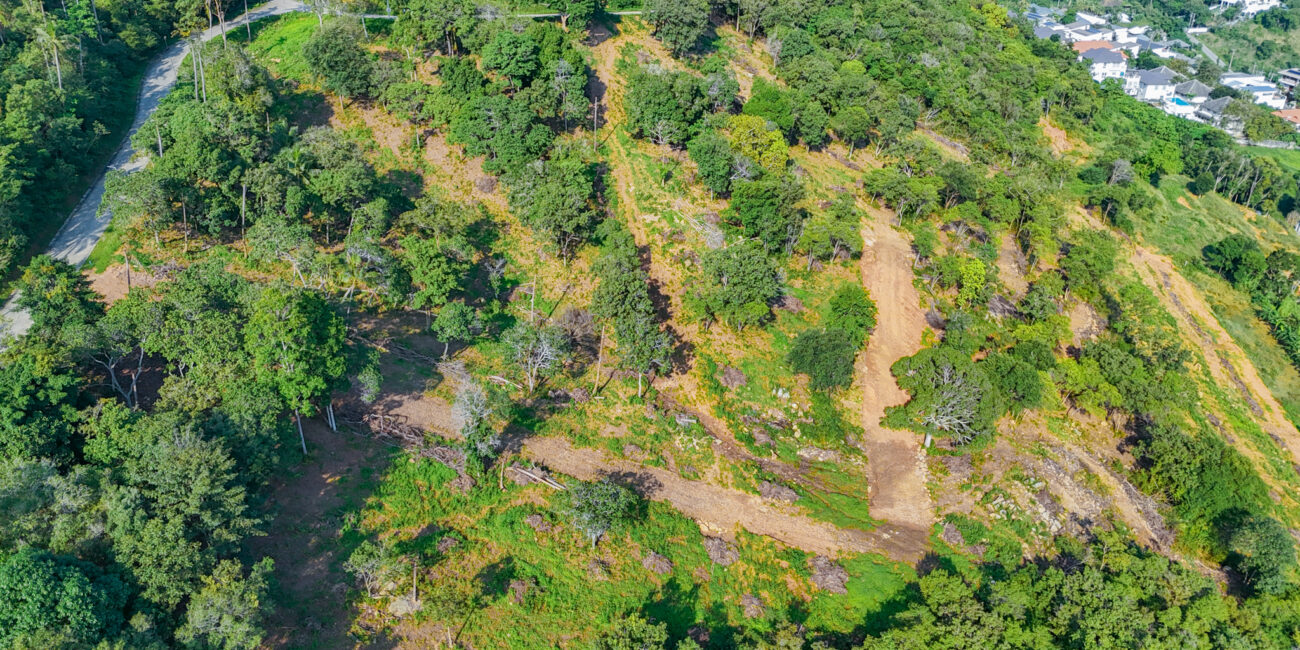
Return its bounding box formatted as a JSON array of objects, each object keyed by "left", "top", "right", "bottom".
[{"left": 2, "top": 0, "right": 1300, "bottom": 645}]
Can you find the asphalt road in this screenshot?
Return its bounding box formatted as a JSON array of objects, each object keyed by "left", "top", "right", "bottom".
[{"left": 0, "top": 0, "right": 308, "bottom": 339}]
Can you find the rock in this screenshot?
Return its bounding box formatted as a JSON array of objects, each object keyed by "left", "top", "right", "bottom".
[
  {"left": 776, "top": 294, "right": 805, "bottom": 312},
  {"left": 718, "top": 365, "right": 748, "bottom": 389},
  {"left": 939, "top": 522, "right": 964, "bottom": 547},
  {"left": 797, "top": 447, "right": 840, "bottom": 462},
  {"left": 524, "top": 514, "right": 552, "bottom": 533},
  {"left": 449, "top": 474, "right": 476, "bottom": 494},
  {"left": 568, "top": 387, "right": 591, "bottom": 403},
  {"left": 751, "top": 429, "right": 773, "bottom": 447},
  {"left": 437, "top": 536, "right": 460, "bottom": 554},
  {"left": 623, "top": 444, "right": 648, "bottom": 461},
  {"left": 758, "top": 480, "right": 799, "bottom": 503},
  {"left": 693, "top": 565, "right": 711, "bottom": 582},
  {"left": 687, "top": 625, "right": 711, "bottom": 645},
  {"left": 475, "top": 176, "right": 497, "bottom": 194},
  {"left": 508, "top": 578, "right": 535, "bottom": 604},
  {"left": 587, "top": 559, "right": 609, "bottom": 581},
  {"left": 703, "top": 537, "right": 739, "bottom": 566},
  {"left": 741, "top": 593, "right": 766, "bottom": 618},
  {"left": 808, "top": 556, "right": 849, "bottom": 594},
  {"left": 388, "top": 595, "right": 422, "bottom": 617},
  {"left": 642, "top": 551, "right": 673, "bottom": 575}
]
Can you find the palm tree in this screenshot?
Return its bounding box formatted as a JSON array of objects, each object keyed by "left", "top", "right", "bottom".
[{"left": 32, "top": 23, "right": 66, "bottom": 90}]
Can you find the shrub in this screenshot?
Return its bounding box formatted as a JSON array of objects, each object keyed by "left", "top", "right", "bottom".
[
  {"left": 788, "top": 328, "right": 857, "bottom": 389},
  {"left": 826, "top": 283, "right": 877, "bottom": 345}
]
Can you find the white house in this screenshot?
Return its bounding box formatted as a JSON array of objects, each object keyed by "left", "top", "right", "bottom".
[
  {"left": 1126, "top": 67, "right": 1178, "bottom": 102},
  {"left": 1219, "top": 0, "right": 1281, "bottom": 16},
  {"left": 1221, "top": 72, "right": 1287, "bottom": 109},
  {"left": 1080, "top": 48, "right": 1127, "bottom": 82},
  {"left": 1076, "top": 11, "right": 1108, "bottom": 25}
]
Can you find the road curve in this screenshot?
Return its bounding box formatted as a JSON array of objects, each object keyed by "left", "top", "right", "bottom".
[{"left": 0, "top": 0, "right": 309, "bottom": 339}]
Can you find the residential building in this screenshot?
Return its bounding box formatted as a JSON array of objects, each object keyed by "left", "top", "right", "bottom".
[
  {"left": 1175, "top": 79, "right": 1213, "bottom": 103},
  {"left": 1272, "top": 108, "right": 1300, "bottom": 128},
  {"left": 1277, "top": 68, "right": 1300, "bottom": 96},
  {"left": 1076, "top": 11, "right": 1107, "bottom": 25},
  {"left": 1221, "top": 73, "right": 1286, "bottom": 109},
  {"left": 1196, "top": 96, "right": 1243, "bottom": 134},
  {"left": 1126, "top": 66, "right": 1178, "bottom": 102},
  {"left": 1219, "top": 0, "right": 1281, "bottom": 16},
  {"left": 1080, "top": 47, "right": 1127, "bottom": 82}
]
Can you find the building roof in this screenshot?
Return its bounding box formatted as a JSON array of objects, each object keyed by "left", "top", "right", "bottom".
[
  {"left": 1273, "top": 108, "right": 1300, "bottom": 125},
  {"left": 1175, "top": 79, "right": 1213, "bottom": 97},
  {"left": 1081, "top": 48, "right": 1126, "bottom": 64},
  {"left": 1199, "top": 96, "right": 1233, "bottom": 114},
  {"left": 1072, "top": 40, "right": 1115, "bottom": 54},
  {"left": 1137, "top": 66, "right": 1178, "bottom": 85},
  {"left": 1034, "top": 25, "right": 1061, "bottom": 39}
]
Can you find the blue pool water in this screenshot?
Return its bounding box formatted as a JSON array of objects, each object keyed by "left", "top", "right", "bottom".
[{"left": 1171, "top": 97, "right": 1191, "bottom": 106}]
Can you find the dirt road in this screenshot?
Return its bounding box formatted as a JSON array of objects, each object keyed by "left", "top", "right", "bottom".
[
  {"left": 856, "top": 210, "right": 935, "bottom": 535},
  {"left": 523, "top": 436, "right": 928, "bottom": 561}
]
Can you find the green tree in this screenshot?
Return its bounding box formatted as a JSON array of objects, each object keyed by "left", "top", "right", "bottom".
[
  {"left": 432, "top": 301, "right": 476, "bottom": 359},
  {"left": 645, "top": 0, "right": 709, "bottom": 55},
  {"left": 687, "top": 241, "right": 783, "bottom": 329},
  {"left": 788, "top": 327, "right": 856, "bottom": 389},
  {"left": 730, "top": 174, "right": 805, "bottom": 253},
  {"left": 593, "top": 614, "right": 669, "bottom": 649},
  {"left": 303, "top": 20, "right": 376, "bottom": 100},
  {"left": 176, "top": 558, "right": 274, "bottom": 650},
  {"left": 1228, "top": 514, "right": 1297, "bottom": 595},
  {"left": 400, "top": 235, "right": 469, "bottom": 315},
  {"left": 449, "top": 93, "right": 555, "bottom": 175},
  {"left": 480, "top": 30, "right": 538, "bottom": 88},
  {"left": 562, "top": 478, "right": 639, "bottom": 546},
  {"left": 826, "top": 283, "right": 876, "bottom": 345},
  {"left": 0, "top": 548, "right": 128, "bottom": 647},
  {"left": 832, "top": 106, "right": 873, "bottom": 156},
  {"left": 244, "top": 286, "right": 346, "bottom": 453},
  {"left": 506, "top": 149, "right": 601, "bottom": 256},
  {"left": 688, "top": 130, "right": 734, "bottom": 196}
]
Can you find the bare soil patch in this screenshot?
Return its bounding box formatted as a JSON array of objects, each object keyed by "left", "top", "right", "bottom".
[
  {"left": 86, "top": 263, "right": 156, "bottom": 304},
  {"left": 247, "top": 419, "right": 396, "bottom": 649},
  {"left": 996, "top": 233, "right": 1029, "bottom": 299},
  {"left": 523, "top": 436, "right": 928, "bottom": 561},
  {"left": 855, "top": 207, "right": 935, "bottom": 535}
]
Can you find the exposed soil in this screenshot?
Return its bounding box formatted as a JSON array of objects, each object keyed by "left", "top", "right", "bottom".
[
  {"left": 523, "top": 436, "right": 928, "bottom": 561},
  {"left": 996, "top": 233, "right": 1029, "bottom": 299},
  {"left": 246, "top": 419, "right": 396, "bottom": 649},
  {"left": 1038, "top": 116, "right": 1088, "bottom": 157},
  {"left": 86, "top": 263, "right": 156, "bottom": 304},
  {"left": 855, "top": 207, "right": 936, "bottom": 535},
  {"left": 1067, "top": 301, "right": 1106, "bottom": 346},
  {"left": 1129, "top": 246, "right": 1300, "bottom": 468}
]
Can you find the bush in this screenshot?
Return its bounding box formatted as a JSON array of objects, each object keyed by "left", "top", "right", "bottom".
[
  {"left": 826, "top": 283, "right": 877, "bottom": 345},
  {"left": 788, "top": 328, "right": 857, "bottom": 389}
]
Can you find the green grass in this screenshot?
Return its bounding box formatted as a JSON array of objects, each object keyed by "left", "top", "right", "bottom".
[
  {"left": 84, "top": 223, "right": 124, "bottom": 273},
  {"left": 241, "top": 12, "right": 320, "bottom": 81},
  {"left": 349, "top": 453, "right": 911, "bottom": 646},
  {"left": 1245, "top": 146, "right": 1300, "bottom": 175}
]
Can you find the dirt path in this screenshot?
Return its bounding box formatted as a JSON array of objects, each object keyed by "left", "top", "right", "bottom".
[
  {"left": 245, "top": 420, "right": 395, "bottom": 649},
  {"left": 1129, "top": 246, "right": 1300, "bottom": 465},
  {"left": 855, "top": 208, "right": 935, "bottom": 535},
  {"left": 996, "top": 233, "right": 1029, "bottom": 299},
  {"left": 523, "top": 436, "right": 927, "bottom": 561}
]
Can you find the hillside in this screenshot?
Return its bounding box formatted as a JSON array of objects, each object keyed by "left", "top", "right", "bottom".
[{"left": 3, "top": 0, "right": 1300, "bottom": 647}]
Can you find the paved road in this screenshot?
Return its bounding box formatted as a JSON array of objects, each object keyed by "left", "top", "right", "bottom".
[
  {"left": 1187, "top": 32, "right": 1223, "bottom": 67},
  {"left": 0, "top": 0, "right": 309, "bottom": 338}
]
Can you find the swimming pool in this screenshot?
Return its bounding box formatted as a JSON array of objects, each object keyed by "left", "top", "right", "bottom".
[{"left": 1171, "top": 97, "right": 1191, "bottom": 106}]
